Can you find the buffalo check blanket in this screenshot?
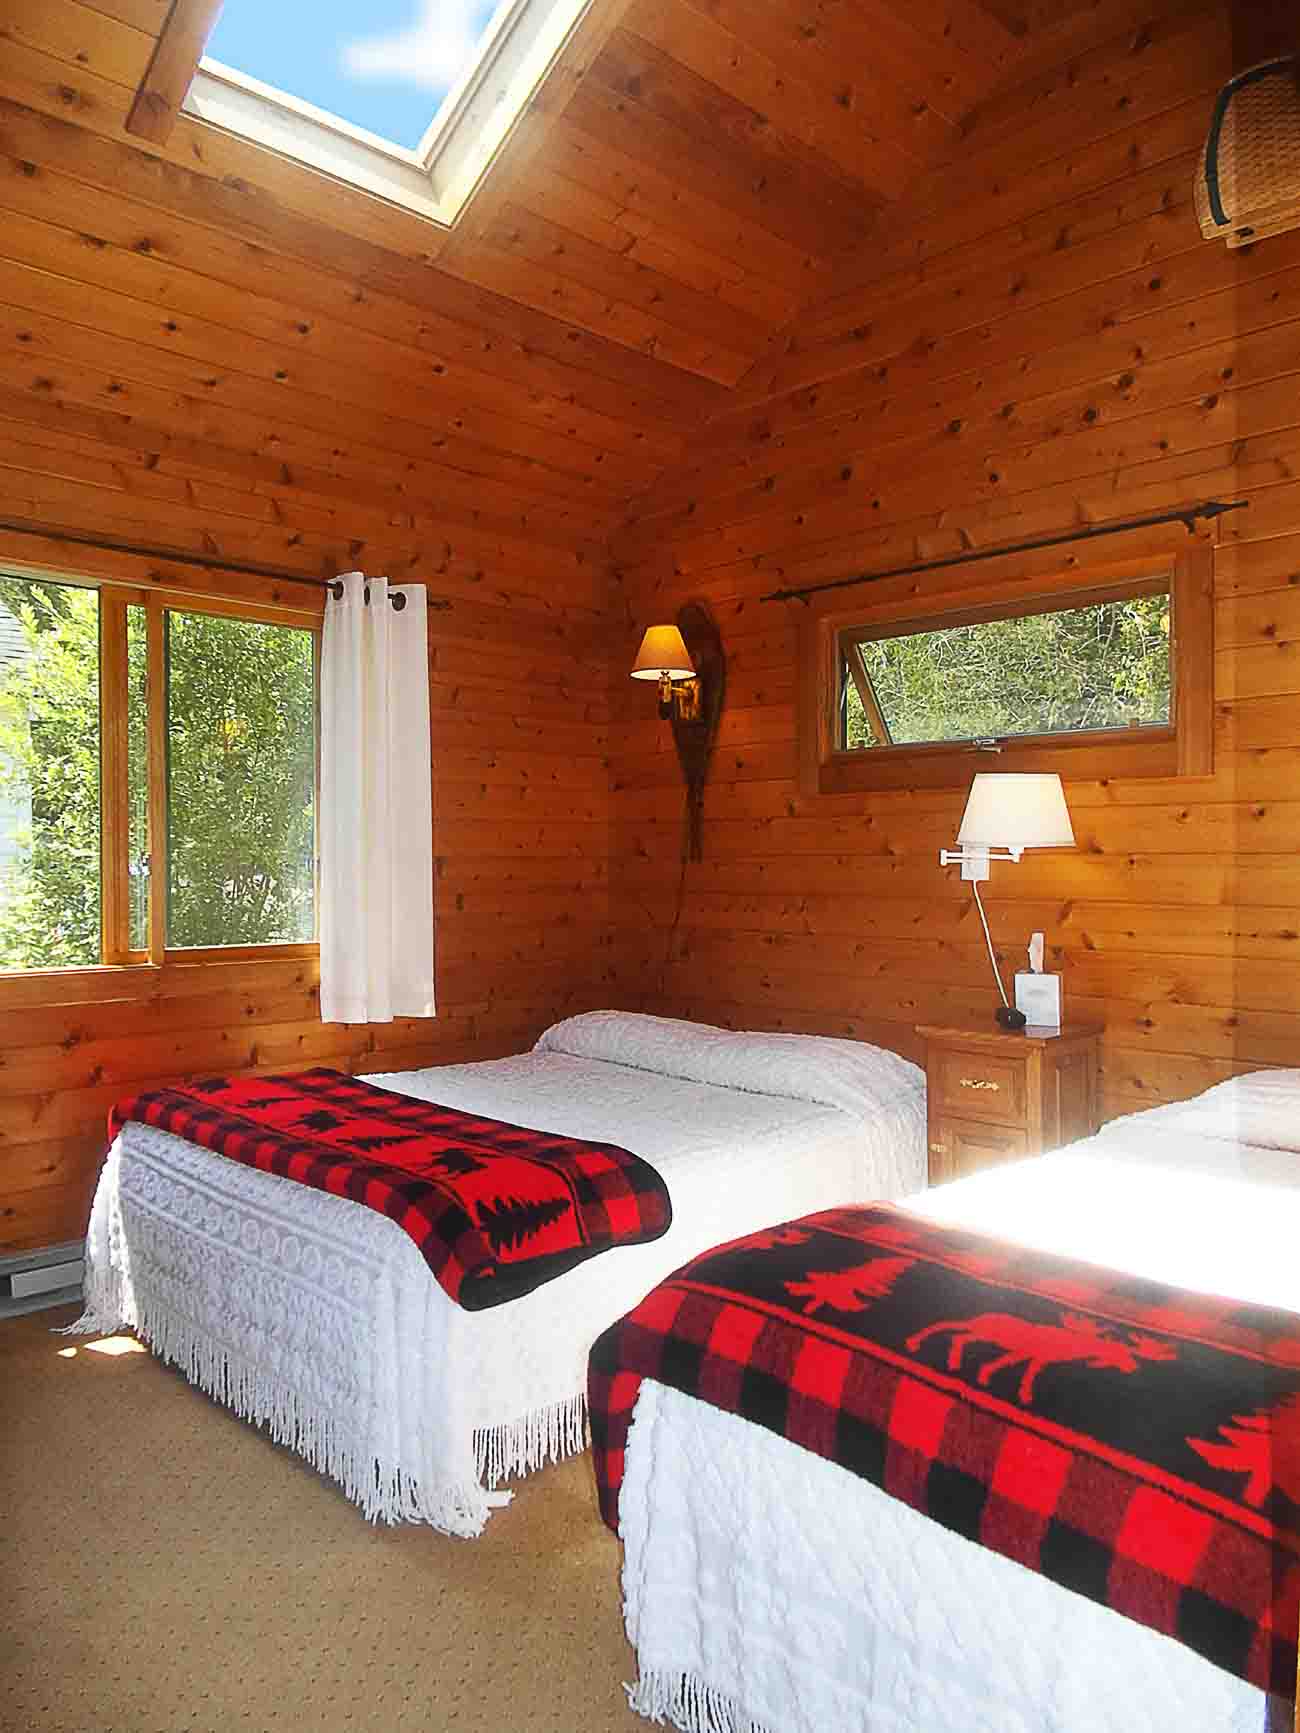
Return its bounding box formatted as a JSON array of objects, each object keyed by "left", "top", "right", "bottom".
[
  {"left": 589, "top": 1203, "right": 1300, "bottom": 1694},
  {"left": 109, "top": 1068, "right": 671, "bottom": 1310}
]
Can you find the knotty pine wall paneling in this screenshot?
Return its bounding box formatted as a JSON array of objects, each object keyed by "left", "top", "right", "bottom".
[
  {"left": 0, "top": 0, "right": 693, "bottom": 1256},
  {"left": 0, "top": 532, "right": 616, "bottom": 1255},
  {"left": 0, "top": 0, "right": 636, "bottom": 1256},
  {"left": 1, "top": 0, "right": 1289, "bottom": 1255},
  {"left": 609, "top": 1, "right": 1300, "bottom": 1123},
  {"left": 0, "top": 528, "right": 618, "bottom": 1253}
]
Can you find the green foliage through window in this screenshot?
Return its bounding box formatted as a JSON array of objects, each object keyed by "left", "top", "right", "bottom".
[
  {"left": 842, "top": 592, "right": 1172, "bottom": 752},
  {"left": 0, "top": 577, "right": 101, "bottom": 970},
  {"left": 0, "top": 573, "right": 318, "bottom": 972},
  {"left": 165, "top": 611, "right": 316, "bottom": 948}
]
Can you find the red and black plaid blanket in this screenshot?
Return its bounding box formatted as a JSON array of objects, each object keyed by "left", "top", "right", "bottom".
[
  {"left": 111, "top": 1068, "right": 671, "bottom": 1310},
  {"left": 589, "top": 1203, "right": 1300, "bottom": 1694}
]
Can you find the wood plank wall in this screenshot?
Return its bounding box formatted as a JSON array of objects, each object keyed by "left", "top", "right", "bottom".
[
  {"left": 0, "top": 0, "right": 634, "bottom": 1252},
  {"left": 0, "top": 0, "right": 930, "bottom": 1255},
  {"left": 3, "top": 0, "right": 1296, "bottom": 1251},
  {"left": 0, "top": 531, "right": 614, "bottom": 1255},
  {"left": 609, "top": 0, "right": 1300, "bottom": 1123},
  {"left": 2, "top": 0, "right": 1003, "bottom": 1257}
]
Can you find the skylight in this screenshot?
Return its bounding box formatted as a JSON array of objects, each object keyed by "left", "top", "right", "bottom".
[
  {"left": 204, "top": 1, "right": 496, "bottom": 154},
  {"left": 184, "top": 0, "right": 592, "bottom": 226}
]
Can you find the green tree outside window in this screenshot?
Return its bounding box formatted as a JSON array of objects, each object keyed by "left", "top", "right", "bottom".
[
  {"left": 0, "top": 579, "right": 101, "bottom": 970},
  {"left": 843, "top": 593, "right": 1172, "bottom": 751},
  {"left": 0, "top": 575, "right": 317, "bottom": 971}
]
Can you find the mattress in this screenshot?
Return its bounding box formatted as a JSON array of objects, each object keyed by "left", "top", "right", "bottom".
[
  {"left": 78, "top": 1016, "right": 925, "bottom": 1535},
  {"left": 618, "top": 1076, "right": 1300, "bottom": 1733}
]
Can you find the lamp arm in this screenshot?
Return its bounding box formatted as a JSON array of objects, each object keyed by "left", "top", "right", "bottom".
[
  {"left": 939, "top": 845, "right": 1024, "bottom": 867},
  {"left": 970, "top": 878, "right": 1012, "bottom": 1010},
  {"left": 656, "top": 670, "right": 673, "bottom": 719}
]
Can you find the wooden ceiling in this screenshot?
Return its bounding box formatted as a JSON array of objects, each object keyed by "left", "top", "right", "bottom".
[{"left": 0, "top": 0, "right": 1200, "bottom": 586}]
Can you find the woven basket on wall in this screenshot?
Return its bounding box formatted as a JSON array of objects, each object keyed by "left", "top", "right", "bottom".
[{"left": 1196, "top": 57, "right": 1300, "bottom": 248}]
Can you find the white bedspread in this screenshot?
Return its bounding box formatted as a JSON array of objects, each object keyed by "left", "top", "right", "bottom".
[
  {"left": 620, "top": 1078, "right": 1300, "bottom": 1733},
  {"left": 77, "top": 1038, "right": 924, "bottom": 1536}
]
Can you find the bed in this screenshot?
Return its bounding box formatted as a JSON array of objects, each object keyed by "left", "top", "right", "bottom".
[
  {"left": 74, "top": 1010, "right": 925, "bottom": 1535},
  {"left": 604, "top": 1070, "right": 1300, "bottom": 1733}
]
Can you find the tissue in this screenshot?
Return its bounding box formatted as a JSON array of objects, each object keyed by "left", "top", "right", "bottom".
[{"left": 1015, "top": 931, "right": 1061, "bottom": 1027}]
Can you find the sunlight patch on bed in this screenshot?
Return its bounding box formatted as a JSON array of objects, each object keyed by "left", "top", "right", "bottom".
[{"left": 916, "top": 1145, "right": 1300, "bottom": 1315}]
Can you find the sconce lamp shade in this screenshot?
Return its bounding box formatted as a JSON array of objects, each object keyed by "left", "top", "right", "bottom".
[
  {"left": 631, "top": 624, "right": 695, "bottom": 681},
  {"left": 957, "top": 773, "right": 1075, "bottom": 851}
]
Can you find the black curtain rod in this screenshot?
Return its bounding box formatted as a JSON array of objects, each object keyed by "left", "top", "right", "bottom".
[
  {"left": 760, "top": 500, "right": 1248, "bottom": 605},
  {"left": 0, "top": 518, "right": 453, "bottom": 612}
]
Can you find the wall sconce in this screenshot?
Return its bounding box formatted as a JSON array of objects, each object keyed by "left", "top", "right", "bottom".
[
  {"left": 631, "top": 606, "right": 725, "bottom": 861},
  {"left": 631, "top": 623, "right": 700, "bottom": 721},
  {"left": 940, "top": 773, "right": 1075, "bottom": 1029}
]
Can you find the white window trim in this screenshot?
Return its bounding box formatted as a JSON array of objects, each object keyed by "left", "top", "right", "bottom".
[{"left": 184, "top": 0, "right": 593, "bottom": 227}]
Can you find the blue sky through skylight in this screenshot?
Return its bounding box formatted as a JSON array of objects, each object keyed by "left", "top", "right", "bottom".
[{"left": 205, "top": 1, "right": 499, "bottom": 151}]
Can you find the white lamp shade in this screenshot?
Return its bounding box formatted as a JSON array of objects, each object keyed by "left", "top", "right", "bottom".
[
  {"left": 631, "top": 624, "right": 695, "bottom": 681},
  {"left": 956, "top": 773, "right": 1075, "bottom": 850}
]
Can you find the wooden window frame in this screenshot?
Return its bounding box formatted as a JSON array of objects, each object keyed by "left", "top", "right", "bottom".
[
  {"left": 0, "top": 570, "right": 321, "bottom": 1001},
  {"left": 798, "top": 544, "right": 1214, "bottom": 798}
]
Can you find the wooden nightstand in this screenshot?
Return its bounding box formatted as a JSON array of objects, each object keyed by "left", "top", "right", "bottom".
[{"left": 917, "top": 1021, "right": 1102, "bottom": 1187}]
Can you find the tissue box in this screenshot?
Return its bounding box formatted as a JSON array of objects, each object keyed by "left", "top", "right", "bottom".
[{"left": 1014, "top": 972, "right": 1061, "bottom": 1029}]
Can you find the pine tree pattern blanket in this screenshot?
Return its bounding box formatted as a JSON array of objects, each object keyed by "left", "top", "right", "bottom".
[
  {"left": 109, "top": 1068, "right": 672, "bottom": 1310},
  {"left": 589, "top": 1203, "right": 1300, "bottom": 1694}
]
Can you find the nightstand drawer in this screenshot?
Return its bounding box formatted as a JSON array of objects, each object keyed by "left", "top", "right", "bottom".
[
  {"left": 918, "top": 1019, "right": 1102, "bottom": 1189},
  {"left": 928, "top": 1117, "right": 1028, "bottom": 1186},
  {"left": 931, "top": 1047, "right": 1029, "bottom": 1128}
]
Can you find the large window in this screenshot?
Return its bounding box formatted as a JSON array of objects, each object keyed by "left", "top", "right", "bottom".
[
  {"left": 0, "top": 573, "right": 319, "bottom": 974},
  {"left": 798, "top": 548, "right": 1213, "bottom": 797}
]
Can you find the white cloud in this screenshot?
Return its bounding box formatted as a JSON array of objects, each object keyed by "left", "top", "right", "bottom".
[{"left": 342, "top": 1, "right": 493, "bottom": 93}]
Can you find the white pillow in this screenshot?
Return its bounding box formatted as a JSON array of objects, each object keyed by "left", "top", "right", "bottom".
[
  {"left": 535, "top": 1010, "right": 923, "bottom": 1121},
  {"left": 536, "top": 1009, "right": 729, "bottom": 1076}
]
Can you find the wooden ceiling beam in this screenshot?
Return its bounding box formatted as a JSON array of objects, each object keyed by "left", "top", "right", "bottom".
[{"left": 126, "top": 0, "right": 223, "bottom": 145}]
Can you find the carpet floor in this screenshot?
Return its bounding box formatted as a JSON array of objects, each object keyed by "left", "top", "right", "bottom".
[{"left": 0, "top": 1305, "right": 648, "bottom": 1733}]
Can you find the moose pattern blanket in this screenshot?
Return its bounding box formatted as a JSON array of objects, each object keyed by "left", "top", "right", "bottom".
[
  {"left": 589, "top": 1203, "right": 1300, "bottom": 1693},
  {"left": 110, "top": 1069, "right": 671, "bottom": 1310}
]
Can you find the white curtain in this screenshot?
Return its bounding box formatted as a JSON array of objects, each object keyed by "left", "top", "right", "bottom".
[{"left": 319, "top": 572, "right": 435, "bottom": 1025}]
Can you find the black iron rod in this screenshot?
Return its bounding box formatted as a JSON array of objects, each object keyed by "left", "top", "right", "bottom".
[
  {"left": 759, "top": 500, "right": 1248, "bottom": 605},
  {"left": 0, "top": 518, "right": 446, "bottom": 610}
]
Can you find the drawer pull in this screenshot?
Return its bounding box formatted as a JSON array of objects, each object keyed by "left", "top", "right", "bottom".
[
  {"left": 960, "top": 1077, "right": 1000, "bottom": 1092},
  {"left": 929, "top": 1142, "right": 946, "bottom": 1155}
]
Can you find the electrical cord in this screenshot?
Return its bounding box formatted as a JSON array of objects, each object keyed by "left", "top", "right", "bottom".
[{"left": 656, "top": 844, "right": 690, "bottom": 1004}]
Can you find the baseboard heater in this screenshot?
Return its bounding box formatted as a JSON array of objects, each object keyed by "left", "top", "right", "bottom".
[{"left": 0, "top": 1241, "right": 85, "bottom": 1317}]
